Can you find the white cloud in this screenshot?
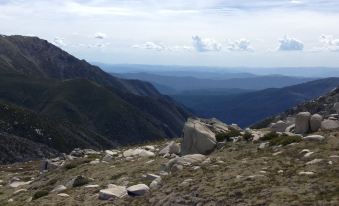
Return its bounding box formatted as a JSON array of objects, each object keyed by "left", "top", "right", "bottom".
[
  {"left": 319, "top": 35, "right": 339, "bottom": 52},
  {"left": 228, "top": 38, "right": 253, "bottom": 52},
  {"left": 132, "top": 42, "right": 166, "bottom": 51},
  {"left": 53, "top": 37, "right": 66, "bottom": 47},
  {"left": 94, "top": 32, "right": 107, "bottom": 39},
  {"left": 192, "top": 36, "right": 222, "bottom": 52},
  {"left": 278, "top": 36, "right": 304, "bottom": 51}
]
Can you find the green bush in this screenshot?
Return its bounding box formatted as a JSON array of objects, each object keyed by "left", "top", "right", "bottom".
[
  {"left": 216, "top": 129, "right": 241, "bottom": 142},
  {"left": 243, "top": 132, "right": 254, "bottom": 142},
  {"left": 269, "top": 134, "right": 302, "bottom": 146},
  {"left": 33, "top": 190, "right": 49, "bottom": 200},
  {"left": 261, "top": 131, "right": 279, "bottom": 141}
]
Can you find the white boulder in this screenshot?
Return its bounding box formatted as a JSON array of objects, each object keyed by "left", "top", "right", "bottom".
[
  {"left": 310, "top": 114, "right": 323, "bottom": 132},
  {"left": 303, "top": 135, "right": 325, "bottom": 141},
  {"left": 127, "top": 184, "right": 150, "bottom": 196},
  {"left": 181, "top": 118, "right": 217, "bottom": 155},
  {"left": 99, "top": 184, "right": 127, "bottom": 200},
  {"left": 321, "top": 119, "right": 339, "bottom": 130},
  {"left": 295, "top": 112, "right": 311, "bottom": 134}
]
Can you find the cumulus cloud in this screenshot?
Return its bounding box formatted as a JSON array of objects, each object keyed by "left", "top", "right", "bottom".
[
  {"left": 228, "top": 39, "right": 253, "bottom": 52},
  {"left": 132, "top": 42, "right": 166, "bottom": 51},
  {"left": 94, "top": 32, "right": 107, "bottom": 39},
  {"left": 319, "top": 35, "right": 339, "bottom": 52},
  {"left": 53, "top": 37, "right": 66, "bottom": 47},
  {"left": 192, "top": 36, "right": 222, "bottom": 52},
  {"left": 278, "top": 36, "right": 304, "bottom": 51}
]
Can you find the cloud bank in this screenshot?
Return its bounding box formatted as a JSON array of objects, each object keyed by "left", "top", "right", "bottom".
[{"left": 278, "top": 36, "right": 304, "bottom": 51}]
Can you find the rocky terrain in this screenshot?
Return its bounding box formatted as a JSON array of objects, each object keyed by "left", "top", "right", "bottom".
[{"left": 0, "top": 110, "right": 339, "bottom": 205}]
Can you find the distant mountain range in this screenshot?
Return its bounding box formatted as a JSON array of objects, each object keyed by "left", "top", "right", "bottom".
[
  {"left": 0, "top": 35, "right": 190, "bottom": 162},
  {"left": 172, "top": 78, "right": 339, "bottom": 127},
  {"left": 114, "top": 72, "right": 314, "bottom": 94}
]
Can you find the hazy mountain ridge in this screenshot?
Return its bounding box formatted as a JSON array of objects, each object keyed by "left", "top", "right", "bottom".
[
  {"left": 115, "top": 72, "right": 315, "bottom": 94},
  {"left": 172, "top": 78, "right": 339, "bottom": 127}
]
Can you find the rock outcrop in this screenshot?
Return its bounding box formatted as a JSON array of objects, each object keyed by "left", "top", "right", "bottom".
[{"left": 295, "top": 112, "right": 311, "bottom": 134}]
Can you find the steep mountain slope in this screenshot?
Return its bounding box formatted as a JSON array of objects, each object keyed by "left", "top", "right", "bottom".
[
  {"left": 253, "top": 86, "right": 339, "bottom": 128},
  {"left": 0, "top": 35, "right": 190, "bottom": 159},
  {"left": 116, "top": 72, "right": 314, "bottom": 93},
  {"left": 172, "top": 78, "right": 339, "bottom": 127}
]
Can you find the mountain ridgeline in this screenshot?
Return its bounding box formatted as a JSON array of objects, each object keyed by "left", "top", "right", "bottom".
[{"left": 0, "top": 35, "right": 190, "bottom": 163}]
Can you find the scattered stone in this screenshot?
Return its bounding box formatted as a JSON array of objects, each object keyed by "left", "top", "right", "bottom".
[
  {"left": 165, "top": 154, "right": 207, "bottom": 171},
  {"left": 85, "top": 184, "right": 99, "bottom": 188},
  {"left": 146, "top": 174, "right": 160, "bottom": 181},
  {"left": 123, "top": 149, "right": 155, "bottom": 158},
  {"left": 303, "top": 135, "right": 325, "bottom": 141},
  {"left": 304, "top": 152, "right": 314, "bottom": 158},
  {"left": 310, "top": 114, "right": 323, "bottom": 132},
  {"left": 143, "top": 145, "right": 155, "bottom": 151},
  {"left": 9, "top": 181, "right": 32, "bottom": 188},
  {"left": 306, "top": 159, "right": 323, "bottom": 165},
  {"left": 102, "top": 154, "right": 113, "bottom": 162},
  {"left": 179, "top": 179, "right": 193, "bottom": 187},
  {"left": 159, "top": 141, "right": 180, "bottom": 155},
  {"left": 127, "top": 184, "right": 150, "bottom": 196},
  {"left": 285, "top": 124, "right": 295, "bottom": 133},
  {"left": 66, "top": 176, "right": 90, "bottom": 187},
  {"left": 90, "top": 159, "right": 100, "bottom": 164},
  {"left": 99, "top": 184, "right": 127, "bottom": 200},
  {"left": 328, "top": 161, "right": 333, "bottom": 165},
  {"left": 330, "top": 155, "right": 339, "bottom": 158},
  {"left": 271, "top": 121, "right": 289, "bottom": 132},
  {"left": 273, "top": 151, "right": 283, "bottom": 156},
  {"left": 150, "top": 177, "right": 162, "bottom": 189},
  {"left": 300, "top": 149, "right": 311, "bottom": 154},
  {"left": 57, "top": 193, "right": 70, "bottom": 197},
  {"left": 145, "top": 160, "right": 155, "bottom": 164},
  {"left": 299, "top": 171, "right": 315, "bottom": 175},
  {"left": 70, "top": 148, "right": 85, "bottom": 157},
  {"left": 8, "top": 198, "right": 14, "bottom": 203},
  {"left": 295, "top": 112, "right": 311, "bottom": 134},
  {"left": 259, "top": 142, "right": 269, "bottom": 149},
  {"left": 278, "top": 170, "right": 284, "bottom": 174},
  {"left": 13, "top": 189, "right": 27, "bottom": 195},
  {"left": 321, "top": 119, "right": 339, "bottom": 130},
  {"left": 181, "top": 118, "right": 217, "bottom": 155},
  {"left": 51, "top": 185, "right": 67, "bottom": 193}
]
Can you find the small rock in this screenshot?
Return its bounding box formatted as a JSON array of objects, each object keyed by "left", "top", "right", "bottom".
[
  {"left": 99, "top": 184, "right": 127, "bottom": 200},
  {"left": 328, "top": 161, "right": 333, "bottom": 165},
  {"left": 9, "top": 181, "right": 32, "bottom": 188},
  {"left": 273, "top": 151, "right": 283, "bottom": 156},
  {"left": 146, "top": 174, "right": 160, "bottom": 181},
  {"left": 90, "top": 159, "right": 100, "bottom": 164},
  {"left": 149, "top": 177, "right": 162, "bottom": 189},
  {"left": 13, "top": 189, "right": 27, "bottom": 195},
  {"left": 127, "top": 184, "right": 150, "bottom": 196},
  {"left": 278, "top": 170, "right": 284, "bottom": 173},
  {"left": 259, "top": 142, "right": 269, "bottom": 149},
  {"left": 303, "top": 135, "right": 325, "bottom": 141},
  {"left": 159, "top": 141, "right": 180, "bottom": 155},
  {"left": 306, "top": 159, "right": 323, "bottom": 165},
  {"left": 299, "top": 171, "right": 315, "bottom": 175},
  {"left": 330, "top": 155, "right": 339, "bottom": 158},
  {"left": 57, "top": 193, "right": 70, "bottom": 197},
  {"left": 179, "top": 179, "right": 193, "bottom": 187},
  {"left": 102, "top": 154, "right": 113, "bottom": 162},
  {"left": 85, "top": 184, "right": 99, "bottom": 188},
  {"left": 66, "top": 176, "right": 90, "bottom": 187},
  {"left": 51, "top": 185, "right": 67, "bottom": 193},
  {"left": 145, "top": 160, "right": 155, "bottom": 164},
  {"left": 304, "top": 152, "right": 314, "bottom": 158},
  {"left": 143, "top": 145, "right": 155, "bottom": 151}
]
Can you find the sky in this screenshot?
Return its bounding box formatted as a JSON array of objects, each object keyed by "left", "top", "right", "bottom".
[{"left": 1, "top": 0, "right": 339, "bottom": 67}]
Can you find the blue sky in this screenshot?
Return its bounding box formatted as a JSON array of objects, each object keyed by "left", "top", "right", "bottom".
[{"left": 1, "top": 0, "right": 339, "bottom": 67}]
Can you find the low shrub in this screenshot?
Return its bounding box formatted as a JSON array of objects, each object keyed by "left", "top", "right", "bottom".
[
  {"left": 216, "top": 129, "right": 241, "bottom": 142},
  {"left": 33, "top": 190, "right": 49, "bottom": 200},
  {"left": 261, "top": 131, "right": 279, "bottom": 141},
  {"left": 243, "top": 132, "right": 254, "bottom": 142},
  {"left": 269, "top": 134, "right": 302, "bottom": 146}
]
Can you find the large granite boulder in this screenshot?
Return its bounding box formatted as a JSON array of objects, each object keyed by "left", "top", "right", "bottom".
[
  {"left": 270, "top": 120, "right": 289, "bottom": 132},
  {"left": 321, "top": 119, "right": 339, "bottom": 130},
  {"left": 334, "top": 102, "right": 339, "bottom": 114},
  {"left": 181, "top": 118, "right": 217, "bottom": 155},
  {"left": 295, "top": 112, "right": 311, "bottom": 134},
  {"left": 310, "top": 114, "right": 323, "bottom": 132}
]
